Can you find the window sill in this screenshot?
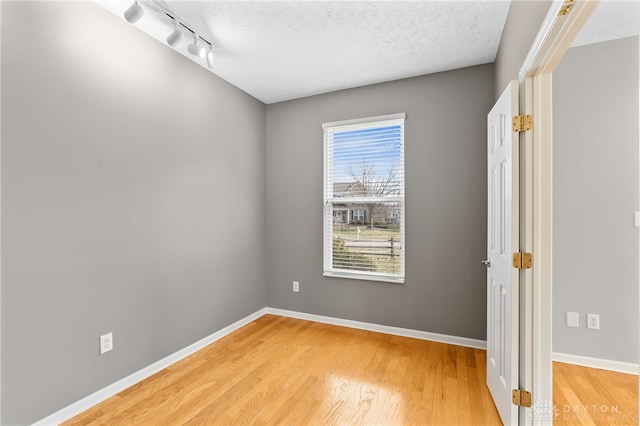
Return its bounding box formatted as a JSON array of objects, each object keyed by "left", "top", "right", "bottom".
[{"left": 323, "top": 271, "right": 405, "bottom": 284}]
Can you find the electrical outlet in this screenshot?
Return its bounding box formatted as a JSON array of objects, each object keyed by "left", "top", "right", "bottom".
[
  {"left": 293, "top": 281, "right": 300, "bottom": 293},
  {"left": 566, "top": 312, "right": 579, "bottom": 328},
  {"left": 587, "top": 314, "right": 600, "bottom": 330},
  {"left": 100, "top": 332, "right": 113, "bottom": 354}
]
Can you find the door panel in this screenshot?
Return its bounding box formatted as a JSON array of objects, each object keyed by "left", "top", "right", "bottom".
[{"left": 487, "top": 80, "right": 520, "bottom": 425}]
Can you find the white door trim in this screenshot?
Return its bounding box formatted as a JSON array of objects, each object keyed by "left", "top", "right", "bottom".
[{"left": 517, "top": 1, "right": 599, "bottom": 424}]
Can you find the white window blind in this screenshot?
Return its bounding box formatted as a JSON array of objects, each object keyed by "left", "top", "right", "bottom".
[{"left": 323, "top": 113, "right": 405, "bottom": 283}]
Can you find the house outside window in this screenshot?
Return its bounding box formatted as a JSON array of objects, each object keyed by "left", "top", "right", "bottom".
[
  {"left": 352, "top": 209, "right": 366, "bottom": 222},
  {"left": 323, "top": 113, "right": 405, "bottom": 283}
]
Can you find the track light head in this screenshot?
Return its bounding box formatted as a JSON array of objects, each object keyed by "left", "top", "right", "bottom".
[
  {"left": 187, "top": 34, "right": 206, "bottom": 58},
  {"left": 124, "top": 1, "right": 144, "bottom": 24},
  {"left": 206, "top": 45, "right": 215, "bottom": 69},
  {"left": 166, "top": 20, "right": 182, "bottom": 47}
]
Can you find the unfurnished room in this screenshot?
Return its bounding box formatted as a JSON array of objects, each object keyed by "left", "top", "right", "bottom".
[{"left": 1, "top": 0, "right": 639, "bottom": 425}]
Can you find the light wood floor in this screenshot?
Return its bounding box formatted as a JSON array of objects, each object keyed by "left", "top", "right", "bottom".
[
  {"left": 553, "top": 361, "right": 638, "bottom": 425},
  {"left": 64, "top": 315, "right": 638, "bottom": 426},
  {"left": 65, "top": 315, "right": 501, "bottom": 425}
]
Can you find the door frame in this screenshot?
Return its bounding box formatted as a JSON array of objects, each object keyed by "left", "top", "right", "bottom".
[{"left": 517, "top": 0, "right": 599, "bottom": 423}]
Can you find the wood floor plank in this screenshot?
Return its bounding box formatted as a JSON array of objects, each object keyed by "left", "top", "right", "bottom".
[
  {"left": 553, "top": 361, "right": 638, "bottom": 425},
  {"left": 68, "top": 315, "right": 640, "bottom": 425}
]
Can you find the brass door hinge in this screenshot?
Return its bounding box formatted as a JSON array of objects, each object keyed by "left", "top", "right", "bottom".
[
  {"left": 512, "top": 389, "right": 532, "bottom": 407},
  {"left": 512, "top": 115, "right": 533, "bottom": 132},
  {"left": 558, "top": 0, "right": 574, "bottom": 16},
  {"left": 513, "top": 252, "right": 533, "bottom": 269}
]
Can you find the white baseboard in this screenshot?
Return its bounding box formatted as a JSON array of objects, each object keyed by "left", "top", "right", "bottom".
[
  {"left": 31, "top": 306, "right": 640, "bottom": 426},
  {"left": 265, "top": 307, "right": 487, "bottom": 350},
  {"left": 553, "top": 352, "right": 639, "bottom": 375},
  {"left": 33, "top": 308, "right": 268, "bottom": 426},
  {"left": 33, "top": 306, "right": 486, "bottom": 425}
]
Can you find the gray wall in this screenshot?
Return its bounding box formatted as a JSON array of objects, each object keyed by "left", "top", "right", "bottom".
[
  {"left": 265, "top": 65, "right": 494, "bottom": 340},
  {"left": 1, "top": 2, "right": 266, "bottom": 424},
  {"left": 553, "top": 37, "right": 639, "bottom": 363},
  {"left": 494, "top": 0, "right": 553, "bottom": 97}
]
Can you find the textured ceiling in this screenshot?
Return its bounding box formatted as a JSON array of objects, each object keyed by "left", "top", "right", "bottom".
[
  {"left": 95, "top": 1, "right": 640, "bottom": 104},
  {"left": 165, "top": 1, "right": 511, "bottom": 103},
  {"left": 571, "top": 0, "right": 640, "bottom": 47},
  {"left": 115, "top": 1, "right": 511, "bottom": 104}
]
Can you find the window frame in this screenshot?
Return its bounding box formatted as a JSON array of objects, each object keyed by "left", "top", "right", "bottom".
[
  {"left": 352, "top": 209, "right": 366, "bottom": 222},
  {"left": 322, "top": 113, "right": 406, "bottom": 284}
]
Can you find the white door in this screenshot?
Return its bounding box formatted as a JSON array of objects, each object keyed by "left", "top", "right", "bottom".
[{"left": 486, "top": 81, "right": 520, "bottom": 425}]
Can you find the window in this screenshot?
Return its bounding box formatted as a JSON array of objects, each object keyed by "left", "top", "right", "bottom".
[
  {"left": 323, "top": 113, "right": 405, "bottom": 283},
  {"left": 352, "top": 209, "right": 366, "bottom": 222}
]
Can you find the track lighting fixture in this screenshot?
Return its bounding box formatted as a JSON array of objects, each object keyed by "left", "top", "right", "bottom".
[
  {"left": 187, "top": 33, "right": 206, "bottom": 58},
  {"left": 206, "top": 44, "right": 215, "bottom": 69},
  {"left": 119, "top": 1, "right": 218, "bottom": 72},
  {"left": 166, "top": 19, "right": 182, "bottom": 47},
  {"left": 124, "top": 0, "right": 144, "bottom": 24}
]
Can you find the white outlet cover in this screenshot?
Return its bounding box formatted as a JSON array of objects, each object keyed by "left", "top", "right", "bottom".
[
  {"left": 100, "top": 332, "right": 113, "bottom": 354},
  {"left": 587, "top": 314, "right": 600, "bottom": 330}
]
